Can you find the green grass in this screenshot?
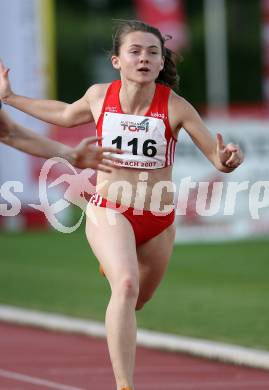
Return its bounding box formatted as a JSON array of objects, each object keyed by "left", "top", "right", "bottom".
[{"left": 0, "top": 229, "right": 269, "bottom": 350}]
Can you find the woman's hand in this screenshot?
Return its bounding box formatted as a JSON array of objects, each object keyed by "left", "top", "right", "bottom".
[
  {"left": 69, "top": 137, "right": 123, "bottom": 172},
  {"left": 216, "top": 132, "right": 244, "bottom": 171},
  {"left": 0, "top": 61, "right": 13, "bottom": 103}
]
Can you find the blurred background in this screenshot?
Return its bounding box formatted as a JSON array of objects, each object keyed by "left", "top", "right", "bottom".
[
  {"left": 55, "top": 0, "right": 263, "bottom": 106},
  {"left": 0, "top": 0, "right": 268, "bottom": 350},
  {"left": 0, "top": 0, "right": 268, "bottom": 238}
]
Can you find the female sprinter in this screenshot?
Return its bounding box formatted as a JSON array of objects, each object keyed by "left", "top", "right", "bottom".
[
  {"left": 0, "top": 20, "right": 244, "bottom": 390},
  {"left": 0, "top": 102, "right": 121, "bottom": 172}
]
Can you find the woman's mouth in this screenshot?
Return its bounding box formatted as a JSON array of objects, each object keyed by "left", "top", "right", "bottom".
[{"left": 137, "top": 67, "right": 150, "bottom": 73}]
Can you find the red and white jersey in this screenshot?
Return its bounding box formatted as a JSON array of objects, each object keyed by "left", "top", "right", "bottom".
[{"left": 96, "top": 80, "right": 177, "bottom": 169}]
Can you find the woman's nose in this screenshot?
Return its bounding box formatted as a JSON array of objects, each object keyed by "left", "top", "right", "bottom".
[{"left": 139, "top": 55, "right": 149, "bottom": 63}]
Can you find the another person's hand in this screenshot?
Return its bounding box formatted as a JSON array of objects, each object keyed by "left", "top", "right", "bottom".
[
  {"left": 216, "top": 133, "right": 244, "bottom": 170},
  {"left": 69, "top": 137, "right": 123, "bottom": 172},
  {"left": 0, "top": 61, "right": 13, "bottom": 103},
  {"left": 0, "top": 106, "right": 122, "bottom": 172}
]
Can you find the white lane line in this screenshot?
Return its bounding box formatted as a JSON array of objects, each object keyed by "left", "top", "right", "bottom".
[
  {"left": 138, "top": 380, "right": 269, "bottom": 389},
  {"left": 0, "top": 369, "right": 86, "bottom": 390},
  {"left": 0, "top": 304, "right": 269, "bottom": 370}
]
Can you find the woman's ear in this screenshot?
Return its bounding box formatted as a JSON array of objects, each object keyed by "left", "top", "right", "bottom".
[
  {"left": 111, "top": 55, "right": 121, "bottom": 70},
  {"left": 160, "top": 56, "right": 165, "bottom": 71}
]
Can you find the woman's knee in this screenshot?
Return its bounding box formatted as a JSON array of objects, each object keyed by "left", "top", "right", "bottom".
[{"left": 112, "top": 274, "right": 140, "bottom": 301}]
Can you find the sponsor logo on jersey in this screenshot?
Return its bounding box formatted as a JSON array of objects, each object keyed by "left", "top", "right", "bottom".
[
  {"left": 120, "top": 118, "right": 149, "bottom": 133},
  {"left": 105, "top": 106, "right": 118, "bottom": 113},
  {"left": 150, "top": 112, "right": 165, "bottom": 119}
]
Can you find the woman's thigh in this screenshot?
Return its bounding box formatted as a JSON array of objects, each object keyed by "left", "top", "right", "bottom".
[
  {"left": 85, "top": 203, "right": 139, "bottom": 288},
  {"left": 136, "top": 223, "right": 176, "bottom": 304}
]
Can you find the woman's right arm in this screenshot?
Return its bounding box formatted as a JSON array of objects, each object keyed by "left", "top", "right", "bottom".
[{"left": 0, "top": 61, "right": 95, "bottom": 127}]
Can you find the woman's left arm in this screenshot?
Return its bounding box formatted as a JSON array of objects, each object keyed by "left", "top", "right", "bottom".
[{"left": 172, "top": 95, "right": 244, "bottom": 172}]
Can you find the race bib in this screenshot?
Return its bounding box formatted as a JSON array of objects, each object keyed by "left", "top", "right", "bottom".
[{"left": 102, "top": 112, "right": 167, "bottom": 169}]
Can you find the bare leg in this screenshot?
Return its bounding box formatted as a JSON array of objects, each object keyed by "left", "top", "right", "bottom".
[
  {"left": 86, "top": 204, "right": 138, "bottom": 390},
  {"left": 136, "top": 224, "right": 175, "bottom": 310},
  {"left": 106, "top": 284, "right": 137, "bottom": 390}
]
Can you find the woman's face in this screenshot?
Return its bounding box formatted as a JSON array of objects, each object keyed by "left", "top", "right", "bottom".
[{"left": 112, "top": 31, "right": 164, "bottom": 84}]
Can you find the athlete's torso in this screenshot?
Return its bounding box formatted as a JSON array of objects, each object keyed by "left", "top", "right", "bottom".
[
  {"left": 96, "top": 80, "right": 177, "bottom": 170},
  {"left": 89, "top": 80, "right": 181, "bottom": 210}
]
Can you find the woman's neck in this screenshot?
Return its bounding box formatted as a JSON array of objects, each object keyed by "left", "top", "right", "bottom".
[{"left": 119, "top": 79, "right": 156, "bottom": 115}]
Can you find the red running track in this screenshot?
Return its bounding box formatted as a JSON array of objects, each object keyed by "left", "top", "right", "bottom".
[{"left": 1, "top": 322, "right": 269, "bottom": 390}]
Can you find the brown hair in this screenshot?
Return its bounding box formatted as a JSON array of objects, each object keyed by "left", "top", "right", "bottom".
[{"left": 111, "top": 20, "right": 180, "bottom": 90}]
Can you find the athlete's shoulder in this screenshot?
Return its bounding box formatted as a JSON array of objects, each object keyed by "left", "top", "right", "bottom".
[
  {"left": 167, "top": 91, "right": 200, "bottom": 130},
  {"left": 85, "top": 83, "right": 111, "bottom": 101},
  {"left": 84, "top": 83, "right": 115, "bottom": 120},
  {"left": 169, "top": 90, "right": 187, "bottom": 105},
  {"left": 169, "top": 91, "right": 197, "bottom": 115},
  {"left": 84, "top": 83, "right": 112, "bottom": 114}
]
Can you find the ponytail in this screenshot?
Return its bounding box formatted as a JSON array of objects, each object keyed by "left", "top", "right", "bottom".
[{"left": 156, "top": 47, "right": 180, "bottom": 90}]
